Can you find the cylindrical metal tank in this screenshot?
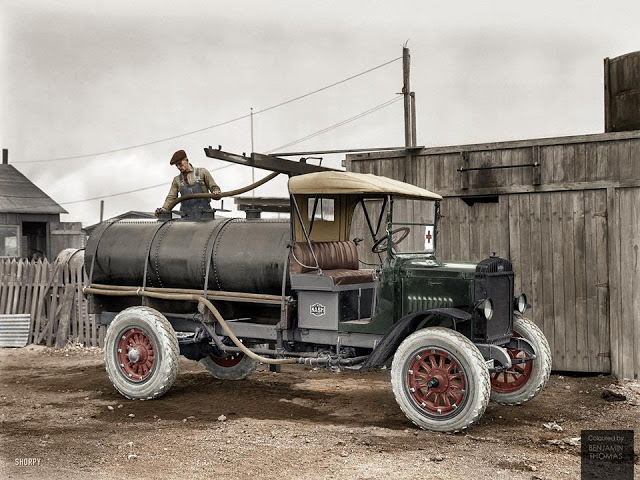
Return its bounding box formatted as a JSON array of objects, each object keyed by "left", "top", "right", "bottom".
[{"left": 85, "top": 218, "right": 290, "bottom": 294}]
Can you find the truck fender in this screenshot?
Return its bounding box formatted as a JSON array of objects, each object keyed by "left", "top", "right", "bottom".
[{"left": 359, "top": 308, "right": 472, "bottom": 371}]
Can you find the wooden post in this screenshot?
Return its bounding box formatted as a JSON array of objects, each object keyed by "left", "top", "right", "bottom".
[
  {"left": 33, "top": 260, "right": 48, "bottom": 343},
  {"left": 6, "top": 260, "right": 16, "bottom": 314},
  {"left": 12, "top": 260, "right": 23, "bottom": 314},
  {"left": 98, "top": 325, "right": 105, "bottom": 348},
  {"left": 604, "top": 57, "right": 612, "bottom": 133},
  {"left": 403, "top": 46, "right": 412, "bottom": 148},
  {"left": 69, "top": 263, "right": 76, "bottom": 338},
  {"left": 606, "top": 186, "right": 620, "bottom": 377},
  {"left": 82, "top": 267, "right": 91, "bottom": 346},
  {"left": 0, "top": 260, "right": 6, "bottom": 314},
  {"left": 45, "top": 267, "right": 61, "bottom": 347},
  {"left": 22, "top": 261, "right": 34, "bottom": 314},
  {"left": 28, "top": 261, "right": 42, "bottom": 342},
  {"left": 402, "top": 46, "right": 412, "bottom": 182},
  {"left": 410, "top": 92, "right": 417, "bottom": 146},
  {"left": 55, "top": 284, "right": 74, "bottom": 348}
]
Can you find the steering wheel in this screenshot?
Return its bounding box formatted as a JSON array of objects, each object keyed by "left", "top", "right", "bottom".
[{"left": 371, "top": 227, "right": 410, "bottom": 253}]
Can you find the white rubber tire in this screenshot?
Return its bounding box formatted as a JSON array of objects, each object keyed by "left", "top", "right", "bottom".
[
  {"left": 391, "top": 327, "right": 490, "bottom": 433},
  {"left": 200, "top": 344, "right": 266, "bottom": 380},
  {"left": 104, "top": 306, "right": 179, "bottom": 400},
  {"left": 489, "top": 316, "right": 551, "bottom": 405}
]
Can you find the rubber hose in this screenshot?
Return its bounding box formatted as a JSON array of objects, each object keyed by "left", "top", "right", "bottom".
[
  {"left": 166, "top": 172, "right": 279, "bottom": 211},
  {"left": 84, "top": 287, "right": 296, "bottom": 365}
]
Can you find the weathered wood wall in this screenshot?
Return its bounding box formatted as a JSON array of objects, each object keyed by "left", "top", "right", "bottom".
[
  {"left": 610, "top": 187, "right": 640, "bottom": 380},
  {"left": 347, "top": 130, "right": 640, "bottom": 378},
  {"left": 0, "top": 257, "right": 104, "bottom": 348},
  {"left": 605, "top": 51, "right": 640, "bottom": 132}
]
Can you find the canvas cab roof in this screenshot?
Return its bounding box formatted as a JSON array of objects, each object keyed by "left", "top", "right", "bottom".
[{"left": 288, "top": 171, "right": 442, "bottom": 200}]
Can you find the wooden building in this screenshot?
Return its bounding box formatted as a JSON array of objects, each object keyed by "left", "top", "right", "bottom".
[
  {"left": 0, "top": 151, "right": 84, "bottom": 260},
  {"left": 346, "top": 130, "right": 640, "bottom": 380}
]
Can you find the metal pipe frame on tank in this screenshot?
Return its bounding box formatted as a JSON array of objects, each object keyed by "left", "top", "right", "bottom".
[
  {"left": 86, "top": 284, "right": 284, "bottom": 304},
  {"left": 85, "top": 286, "right": 296, "bottom": 365},
  {"left": 85, "top": 285, "right": 367, "bottom": 367}
]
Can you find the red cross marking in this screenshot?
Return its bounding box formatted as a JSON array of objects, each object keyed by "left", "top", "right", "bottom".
[{"left": 425, "top": 232, "right": 432, "bottom": 244}]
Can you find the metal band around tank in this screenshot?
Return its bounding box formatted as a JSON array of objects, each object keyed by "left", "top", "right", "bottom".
[
  {"left": 86, "top": 219, "right": 119, "bottom": 287},
  {"left": 141, "top": 219, "right": 176, "bottom": 292},
  {"left": 203, "top": 218, "right": 235, "bottom": 295},
  {"left": 211, "top": 218, "right": 237, "bottom": 291}
]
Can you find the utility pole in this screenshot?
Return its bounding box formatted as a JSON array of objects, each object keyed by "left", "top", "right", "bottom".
[
  {"left": 410, "top": 92, "right": 417, "bottom": 146},
  {"left": 402, "top": 45, "right": 415, "bottom": 181},
  {"left": 99, "top": 200, "right": 104, "bottom": 223},
  {"left": 402, "top": 46, "right": 412, "bottom": 148},
  {"left": 250, "top": 107, "right": 255, "bottom": 203}
]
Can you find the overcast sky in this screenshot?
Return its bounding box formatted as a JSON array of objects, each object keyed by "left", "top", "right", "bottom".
[{"left": 1, "top": 1, "right": 639, "bottom": 226}]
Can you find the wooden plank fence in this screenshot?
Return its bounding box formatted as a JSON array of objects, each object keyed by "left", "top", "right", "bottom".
[{"left": 0, "top": 258, "right": 104, "bottom": 348}]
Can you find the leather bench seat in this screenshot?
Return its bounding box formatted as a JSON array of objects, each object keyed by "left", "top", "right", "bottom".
[{"left": 290, "top": 241, "right": 375, "bottom": 286}]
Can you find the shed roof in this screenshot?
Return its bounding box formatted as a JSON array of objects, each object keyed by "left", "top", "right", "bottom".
[
  {"left": 288, "top": 171, "right": 442, "bottom": 200},
  {"left": 83, "top": 211, "right": 155, "bottom": 234},
  {"left": 0, "top": 165, "right": 66, "bottom": 214}
]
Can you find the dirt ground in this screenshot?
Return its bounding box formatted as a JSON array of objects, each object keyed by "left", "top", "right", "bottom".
[{"left": 0, "top": 345, "right": 638, "bottom": 480}]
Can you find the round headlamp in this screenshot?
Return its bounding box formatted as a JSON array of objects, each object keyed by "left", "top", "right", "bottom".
[
  {"left": 514, "top": 293, "right": 528, "bottom": 314},
  {"left": 477, "top": 298, "right": 494, "bottom": 321}
]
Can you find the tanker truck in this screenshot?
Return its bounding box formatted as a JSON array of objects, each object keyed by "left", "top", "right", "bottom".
[{"left": 84, "top": 148, "right": 551, "bottom": 432}]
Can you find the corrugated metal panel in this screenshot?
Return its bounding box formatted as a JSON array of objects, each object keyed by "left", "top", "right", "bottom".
[{"left": 0, "top": 314, "right": 31, "bottom": 347}]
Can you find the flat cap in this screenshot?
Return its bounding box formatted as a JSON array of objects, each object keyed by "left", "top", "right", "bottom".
[{"left": 170, "top": 149, "right": 188, "bottom": 165}]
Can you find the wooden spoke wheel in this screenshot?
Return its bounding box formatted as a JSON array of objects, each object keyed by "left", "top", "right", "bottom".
[{"left": 489, "top": 317, "right": 551, "bottom": 405}]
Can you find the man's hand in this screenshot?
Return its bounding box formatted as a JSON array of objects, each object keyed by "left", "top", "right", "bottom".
[
  {"left": 212, "top": 187, "right": 221, "bottom": 195},
  {"left": 154, "top": 208, "right": 165, "bottom": 217}
]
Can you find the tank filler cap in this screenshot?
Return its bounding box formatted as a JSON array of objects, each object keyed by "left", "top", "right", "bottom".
[{"left": 490, "top": 252, "right": 499, "bottom": 258}]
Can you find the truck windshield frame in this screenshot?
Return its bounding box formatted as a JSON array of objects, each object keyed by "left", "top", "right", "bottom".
[{"left": 385, "top": 198, "right": 441, "bottom": 258}]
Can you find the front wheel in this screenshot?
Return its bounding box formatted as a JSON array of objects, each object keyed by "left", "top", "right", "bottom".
[
  {"left": 104, "top": 306, "right": 179, "bottom": 400},
  {"left": 391, "top": 327, "right": 490, "bottom": 432},
  {"left": 489, "top": 316, "right": 551, "bottom": 405}
]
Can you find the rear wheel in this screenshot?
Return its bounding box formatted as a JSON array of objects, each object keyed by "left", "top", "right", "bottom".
[
  {"left": 391, "top": 327, "right": 490, "bottom": 432},
  {"left": 104, "top": 306, "right": 179, "bottom": 400},
  {"left": 200, "top": 344, "right": 266, "bottom": 380},
  {"left": 489, "top": 316, "right": 551, "bottom": 405}
]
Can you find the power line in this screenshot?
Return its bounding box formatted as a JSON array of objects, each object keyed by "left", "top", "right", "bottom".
[
  {"left": 266, "top": 97, "right": 402, "bottom": 153},
  {"left": 54, "top": 95, "right": 402, "bottom": 206},
  {"left": 16, "top": 56, "right": 402, "bottom": 164},
  {"left": 57, "top": 164, "right": 236, "bottom": 206}
]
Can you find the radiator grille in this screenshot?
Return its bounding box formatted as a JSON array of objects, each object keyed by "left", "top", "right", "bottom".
[{"left": 474, "top": 257, "right": 514, "bottom": 344}]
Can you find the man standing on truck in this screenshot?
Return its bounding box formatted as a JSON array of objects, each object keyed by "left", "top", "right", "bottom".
[{"left": 155, "top": 149, "right": 221, "bottom": 219}]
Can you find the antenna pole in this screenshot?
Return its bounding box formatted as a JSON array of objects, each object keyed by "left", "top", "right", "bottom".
[{"left": 250, "top": 108, "right": 255, "bottom": 202}]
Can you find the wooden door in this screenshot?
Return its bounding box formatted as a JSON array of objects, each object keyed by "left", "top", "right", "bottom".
[{"left": 507, "top": 190, "right": 610, "bottom": 373}]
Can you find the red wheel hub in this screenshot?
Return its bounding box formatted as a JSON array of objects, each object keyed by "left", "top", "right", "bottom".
[
  {"left": 117, "top": 328, "right": 156, "bottom": 382},
  {"left": 490, "top": 332, "right": 533, "bottom": 393},
  {"left": 406, "top": 348, "right": 467, "bottom": 416},
  {"left": 209, "top": 353, "right": 244, "bottom": 367}
]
